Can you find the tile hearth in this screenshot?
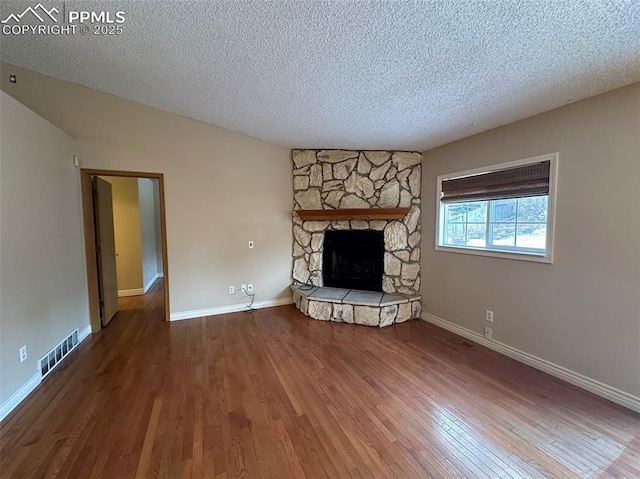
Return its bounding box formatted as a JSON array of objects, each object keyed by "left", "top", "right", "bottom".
[{"left": 291, "top": 284, "right": 422, "bottom": 328}]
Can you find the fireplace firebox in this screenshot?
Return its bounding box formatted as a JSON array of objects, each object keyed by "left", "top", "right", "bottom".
[{"left": 322, "top": 230, "right": 384, "bottom": 292}]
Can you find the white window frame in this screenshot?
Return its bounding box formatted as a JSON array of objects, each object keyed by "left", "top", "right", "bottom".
[{"left": 435, "top": 153, "right": 558, "bottom": 264}]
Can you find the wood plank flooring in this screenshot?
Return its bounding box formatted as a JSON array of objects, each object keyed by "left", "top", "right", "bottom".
[{"left": 1, "top": 279, "right": 639, "bottom": 478}]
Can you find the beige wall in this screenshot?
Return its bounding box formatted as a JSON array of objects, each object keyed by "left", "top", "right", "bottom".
[
  {"left": 421, "top": 84, "right": 640, "bottom": 398},
  {"left": 1, "top": 63, "right": 293, "bottom": 317},
  {"left": 0, "top": 91, "right": 90, "bottom": 405},
  {"left": 101, "top": 176, "right": 143, "bottom": 292},
  {"left": 138, "top": 178, "right": 160, "bottom": 291}
]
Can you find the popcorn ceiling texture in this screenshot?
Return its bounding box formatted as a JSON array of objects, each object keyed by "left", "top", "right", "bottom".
[
  {"left": 1, "top": 1, "right": 639, "bottom": 150},
  {"left": 292, "top": 150, "right": 422, "bottom": 296}
]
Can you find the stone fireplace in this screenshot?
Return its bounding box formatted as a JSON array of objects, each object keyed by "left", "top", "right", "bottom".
[{"left": 290, "top": 150, "right": 423, "bottom": 327}]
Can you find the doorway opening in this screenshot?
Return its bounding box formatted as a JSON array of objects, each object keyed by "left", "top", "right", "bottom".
[{"left": 81, "top": 169, "right": 170, "bottom": 332}]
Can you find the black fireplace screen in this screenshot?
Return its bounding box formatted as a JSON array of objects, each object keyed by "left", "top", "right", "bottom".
[{"left": 322, "top": 230, "right": 384, "bottom": 292}]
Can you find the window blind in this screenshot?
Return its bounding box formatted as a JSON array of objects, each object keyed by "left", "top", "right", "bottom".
[{"left": 440, "top": 160, "right": 550, "bottom": 203}]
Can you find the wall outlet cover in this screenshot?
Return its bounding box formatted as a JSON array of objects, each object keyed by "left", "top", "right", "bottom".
[
  {"left": 19, "top": 345, "right": 27, "bottom": 362},
  {"left": 484, "top": 327, "right": 492, "bottom": 340}
]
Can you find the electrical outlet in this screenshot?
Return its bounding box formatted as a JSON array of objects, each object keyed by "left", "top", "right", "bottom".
[
  {"left": 485, "top": 310, "right": 494, "bottom": 322},
  {"left": 19, "top": 345, "right": 27, "bottom": 362},
  {"left": 247, "top": 284, "right": 254, "bottom": 293},
  {"left": 484, "top": 327, "right": 492, "bottom": 340},
  {"left": 228, "top": 285, "right": 235, "bottom": 294},
  {"left": 248, "top": 241, "right": 254, "bottom": 249},
  {"left": 241, "top": 284, "right": 247, "bottom": 293}
]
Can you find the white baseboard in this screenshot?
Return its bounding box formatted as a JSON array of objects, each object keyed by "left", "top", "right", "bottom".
[
  {"left": 118, "top": 288, "right": 144, "bottom": 297},
  {"left": 143, "top": 273, "right": 160, "bottom": 294},
  {"left": 421, "top": 313, "right": 640, "bottom": 414},
  {"left": 0, "top": 372, "right": 41, "bottom": 423},
  {"left": 78, "top": 323, "right": 92, "bottom": 343},
  {"left": 170, "top": 297, "right": 293, "bottom": 321},
  {"left": 0, "top": 322, "right": 92, "bottom": 423},
  {"left": 157, "top": 272, "right": 164, "bottom": 278}
]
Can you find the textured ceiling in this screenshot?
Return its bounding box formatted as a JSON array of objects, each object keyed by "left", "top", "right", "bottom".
[{"left": 1, "top": 1, "right": 639, "bottom": 150}]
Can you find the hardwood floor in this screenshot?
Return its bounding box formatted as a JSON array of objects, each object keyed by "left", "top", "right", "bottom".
[{"left": 1, "top": 279, "right": 639, "bottom": 478}]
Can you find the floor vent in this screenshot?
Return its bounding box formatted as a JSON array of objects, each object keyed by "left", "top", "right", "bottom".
[{"left": 39, "top": 329, "right": 79, "bottom": 378}]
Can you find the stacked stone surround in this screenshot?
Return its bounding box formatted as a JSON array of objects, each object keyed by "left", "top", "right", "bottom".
[{"left": 292, "top": 149, "right": 422, "bottom": 296}]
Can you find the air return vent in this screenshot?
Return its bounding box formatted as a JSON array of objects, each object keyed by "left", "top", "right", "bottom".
[{"left": 39, "top": 329, "right": 79, "bottom": 378}]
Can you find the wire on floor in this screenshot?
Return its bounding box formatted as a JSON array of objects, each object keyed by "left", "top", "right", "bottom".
[{"left": 241, "top": 286, "right": 256, "bottom": 313}]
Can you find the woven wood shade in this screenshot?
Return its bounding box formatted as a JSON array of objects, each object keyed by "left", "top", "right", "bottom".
[{"left": 441, "top": 161, "right": 550, "bottom": 203}]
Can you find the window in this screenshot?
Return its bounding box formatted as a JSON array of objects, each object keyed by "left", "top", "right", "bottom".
[{"left": 436, "top": 153, "right": 557, "bottom": 263}]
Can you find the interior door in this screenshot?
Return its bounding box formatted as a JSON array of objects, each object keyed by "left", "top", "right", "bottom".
[{"left": 93, "top": 177, "right": 119, "bottom": 326}]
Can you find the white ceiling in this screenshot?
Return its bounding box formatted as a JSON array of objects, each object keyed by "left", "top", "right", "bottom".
[{"left": 1, "top": 1, "right": 639, "bottom": 151}]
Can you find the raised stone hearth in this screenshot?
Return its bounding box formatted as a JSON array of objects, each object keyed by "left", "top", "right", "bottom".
[{"left": 291, "top": 285, "right": 422, "bottom": 327}]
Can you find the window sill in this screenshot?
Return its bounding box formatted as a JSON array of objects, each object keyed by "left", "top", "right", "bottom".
[{"left": 435, "top": 245, "right": 553, "bottom": 264}]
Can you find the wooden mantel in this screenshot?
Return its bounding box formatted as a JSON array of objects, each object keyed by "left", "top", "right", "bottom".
[{"left": 295, "top": 208, "right": 409, "bottom": 221}]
